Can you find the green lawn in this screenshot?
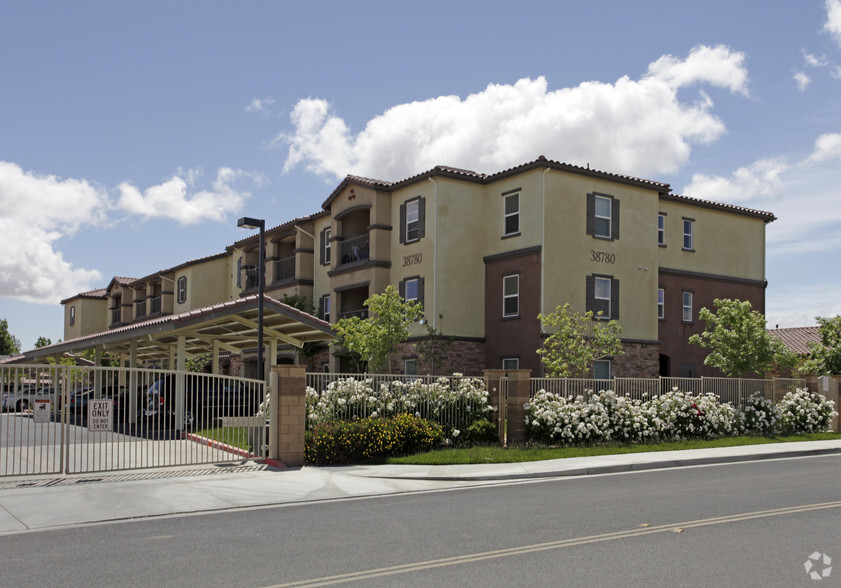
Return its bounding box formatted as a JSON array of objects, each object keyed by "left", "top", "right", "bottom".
[
  {"left": 385, "top": 432, "right": 841, "bottom": 465},
  {"left": 194, "top": 426, "right": 250, "bottom": 450}
]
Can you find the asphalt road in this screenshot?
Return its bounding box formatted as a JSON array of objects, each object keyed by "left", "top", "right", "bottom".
[{"left": 3, "top": 454, "right": 840, "bottom": 587}]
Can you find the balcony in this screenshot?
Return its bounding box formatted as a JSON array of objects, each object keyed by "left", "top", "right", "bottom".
[
  {"left": 135, "top": 300, "right": 146, "bottom": 319},
  {"left": 150, "top": 296, "right": 162, "bottom": 314},
  {"left": 110, "top": 308, "right": 121, "bottom": 326},
  {"left": 339, "top": 234, "right": 369, "bottom": 266},
  {"left": 275, "top": 256, "right": 295, "bottom": 281}
]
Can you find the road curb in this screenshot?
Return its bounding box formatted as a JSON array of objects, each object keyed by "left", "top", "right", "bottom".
[{"left": 355, "top": 446, "right": 841, "bottom": 482}]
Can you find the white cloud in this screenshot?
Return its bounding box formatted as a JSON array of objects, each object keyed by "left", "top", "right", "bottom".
[
  {"left": 802, "top": 50, "right": 828, "bottom": 67},
  {"left": 683, "top": 158, "right": 789, "bottom": 203},
  {"left": 279, "top": 45, "right": 749, "bottom": 181},
  {"left": 116, "top": 167, "right": 253, "bottom": 224},
  {"left": 793, "top": 71, "right": 811, "bottom": 91},
  {"left": 825, "top": 0, "right": 841, "bottom": 46},
  {"left": 0, "top": 162, "right": 107, "bottom": 303},
  {"left": 245, "top": 97, "right": 276, "bottom": 114},
  {"left": 806, "top": 132, "right": 841, "bottom": 162}
]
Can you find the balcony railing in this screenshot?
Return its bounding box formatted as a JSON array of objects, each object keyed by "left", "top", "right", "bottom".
[
  {"left": 150, "top": 296, "right": 162, "bottom": 314},
  {"left": 275, "top": 256, "right": 295, "bottom": 281},
  {"left": 135, "top": 300, "right": 146, "bottom": 319},
  {"left": 337, "top": 309, "right": 369, "bottom": 320},
  {"left": 110, "top": 308, "right": 121, "bottom": 325},
  {"left": 339, "top": 234, "right": 369, "bottom": 265}
]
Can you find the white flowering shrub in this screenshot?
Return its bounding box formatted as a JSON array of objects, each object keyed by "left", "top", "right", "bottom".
[
  {"left": 740, "top": 392, "right": 779, "bottom": 434},
  {"left": 305, "top": 375, "right": 495, "bottom": 439},
  {"left": 526, "top": 387, "right": 740, "bottom": 445},
  {"left": 777, "top": 388, "right": 837, "bottom": 434}
]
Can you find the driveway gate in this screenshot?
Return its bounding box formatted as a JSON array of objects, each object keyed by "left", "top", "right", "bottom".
[{"left": 0, "top": 365, "right": 266, "bottom": 476}]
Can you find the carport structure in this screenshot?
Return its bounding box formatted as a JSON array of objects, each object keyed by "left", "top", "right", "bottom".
[{"left": 15, "top": 294, "right": 335, "bottom": 373}]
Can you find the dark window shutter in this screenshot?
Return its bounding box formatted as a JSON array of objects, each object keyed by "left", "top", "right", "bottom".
[
  {"left": 398, "top": 279, "right": 405, "bottom": 299},
  {"left": 399, "top": 202, "right": 407, "bottom": 244},
  {"left": 586, "top": 193, "right": 596, "bottom": 236},
  {"left": 586, "top": 275, "right": 595, "bottom": 314},
  {"left": 418, "top": 197, "right": 426, "bottom": 239},
  {"left": 319, "top": 229, "right": 326, "bottom": 265},
  {"left": 418, "top": 277, "right": 425, "bottom": 308},
  {"left": 611, "top": 198, "right": 620, "bottom": 240},
  {"left": 318, "top": 294, "right": 325, "bottom": 317},
  {"left": 611, "top": 278, "right": 620, "bottom": 320}
]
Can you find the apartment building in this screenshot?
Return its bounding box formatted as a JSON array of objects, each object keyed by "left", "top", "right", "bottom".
[{"left": 61, "top": 156, "right": 775, "bottom": 378}]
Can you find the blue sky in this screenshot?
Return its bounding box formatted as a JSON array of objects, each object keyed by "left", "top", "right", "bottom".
[{"left": 2, "top": 1, "right": 840, "bottom": 351}]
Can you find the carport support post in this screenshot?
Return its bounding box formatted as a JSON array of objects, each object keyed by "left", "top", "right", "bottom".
[
  {"left": 271, "top": 365, "right": 306, "bottom": 467},
  {"left": 128, "top": 339, "right": 138, "bottom": 423},
  {"left": 484, "top": 369, "right": 506, "bottom": 448},
  {"left": 175, "top": 335, "right": 187, "bottom": 431}
]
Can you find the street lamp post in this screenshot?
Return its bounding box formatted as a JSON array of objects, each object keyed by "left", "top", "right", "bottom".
[{"left": 238, "top": 216, "right": 266, "bottom": 381}]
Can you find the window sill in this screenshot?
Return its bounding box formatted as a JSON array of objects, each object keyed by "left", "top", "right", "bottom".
[
  {"left": 501, "top": 314, "right": 520, "bottom": 321},
  {"left": 592, "top": 235, "right": 615, "bottom": 242},
  {"left": 682, "top": 248, "right": 695, "bottom": 253},
  {"left": 501, "top": 232, "right": 521, "bottom": 240},
  {"left": 658, "top": 243, "right": 667, "bottom": 248}
]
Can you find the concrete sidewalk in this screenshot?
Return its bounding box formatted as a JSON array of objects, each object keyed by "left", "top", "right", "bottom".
[{"left": 1, "top": 439, "right": 839, "bottom": 534}]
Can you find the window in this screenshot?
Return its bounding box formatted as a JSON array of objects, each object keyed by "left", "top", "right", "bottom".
[
  {"left": 586, "top": 275, "right": 620, "bottom": 320},
  {"left": 683, "top": 218, "right": 694, "bottom": 250},
  {"left": 237, "top": 257, "right": 242, "bottom": 288},
  {"left": 177, "top": 276, "right": 187, "bottom": 304},
  {"left": 69, "top": 305, "right": 75, "bottom": 327},
  {"left": 503, "top": 274, "right": 519, "bottom": 317},
  {"left": 320, "top": 294, "right": 331, "bottom": 323},
  {"left": 658, "top": 214, "right": 666, "bottom": 246},
  {"left": 503, "top": 192, "right": 519, "bottom": 236},
  {"left": 502, "top": 357, "right": 519, "bottom": 371},
  {"left": 658, "top": 288, "right": 665, "bottom": 320},
  {"left": 404, "top": 358, "right": 418, "bottom": 376},
  {"left": 320, "top": 227, "right": 332, "bottom": 265},
  {"left": 399, "top": 276, "right": 424, "bottom": 306},
  {"left": 586, "top": 193, "right": 620, "bottom": 240},
  {"left": 594, "top": 359, "right": 611, "bottom": 380},
  {"left": 682, "top": 291, "right": 693, "bottom": 322},
  {"left": 400, "top": 197, "right": 425, "bottom": 243}
]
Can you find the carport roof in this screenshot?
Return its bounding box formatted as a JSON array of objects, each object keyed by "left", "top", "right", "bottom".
[{"left": 13, "top": 295, "right": 335, "bottom": 363}]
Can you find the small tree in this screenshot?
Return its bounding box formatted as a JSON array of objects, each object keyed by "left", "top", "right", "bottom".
[
  {"left": 416, "top": 324, "right": 453, "bottom": 375},
  {"left": 333, "top": 285, "right": 423, "bottom": 373},
  {"left": 689, "top": 298, "right": 797, "bottom": 377},
  {"left": 0, "top": 319, "right": 21, "bottom": 355},
  {"left": 800, "top": 315, "right": 841, "bottom": 375},
  {"left": 34, "top": 336, "right": 52, "bottom": 348},
  {"left": 537, "top": 303, "right": 624, "bottom": 378}
]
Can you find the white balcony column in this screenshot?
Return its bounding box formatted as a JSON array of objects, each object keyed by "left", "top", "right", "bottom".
[{"left": 212, "top": 340, "right": 221, "bottom": 375}]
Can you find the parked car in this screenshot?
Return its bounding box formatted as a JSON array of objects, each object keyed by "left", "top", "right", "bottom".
[
  {"left": 67, "top": 387, "right": 141, "bottom": 424},
  {"left": 144, "top": 375, "right": 257, "bottom": 428}
]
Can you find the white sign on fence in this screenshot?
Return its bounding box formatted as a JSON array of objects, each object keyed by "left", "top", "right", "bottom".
[
  {"left": 33, "top": 398, "right": 51, "bottom": 423},
  {"left": 88, "top": 399, "right": 113, "bottom": 432}
]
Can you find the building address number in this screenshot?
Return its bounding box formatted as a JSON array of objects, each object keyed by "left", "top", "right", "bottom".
[
  {"left": 403, "top": 253, "right": 422, "bottom": 267},
  {"left": 590, "top": 250, "right": 616, "bottom": 264}
]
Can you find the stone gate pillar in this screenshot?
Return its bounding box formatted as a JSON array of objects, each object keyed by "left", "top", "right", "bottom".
[{"left": 272, "top": 365, "right": 307, "bottom": 466}]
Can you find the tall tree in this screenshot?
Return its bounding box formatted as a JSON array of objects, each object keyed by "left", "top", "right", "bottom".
[
  {"left": 0, "top": 319, "right": 21, "bottom": 355},
  {"left": 333, "top": 285, "right": 423, "bottom": 373},
  {"left": 34, "top": 336, "right": 52, "bottom": 348},
  {"left": 800, "top": 315, "right": 841, "bottom": 375},
  {"left": 689, "top": 298, "right": 797, "bottom": 377},
  {"left": 537, "top": 303, "right": 624, "bottom": 378}
]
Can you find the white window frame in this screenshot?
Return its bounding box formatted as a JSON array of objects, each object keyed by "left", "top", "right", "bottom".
[
  {"left": 658, "top": 288, "right": 665, "bottom": 320},
  {"left": 404, "top": 358, "right": 418, "bottom": 376},
  {"left": 503, "top": 274, "right": 519, "bottom": 318},
  {"left": 404, "top": 278, "right": 419, "bottom": 302},
  {"left": 658, "top": 214, "right": 665, "bottom": 246},
  {"left": 177, "top": 276, "right": 187, "bottom": 304},
  {"left": 502, "top": 357, "right": 519, "bottom": 371},
  {"left": 406, "top": 199, "right": 420, "bottom": 242},
  {"left": 594, "top": 359, "right": 611, "bottom": 380},
  {"left": 683, "top": 219, "right": 694, "bottom": 250},
  {"left": 69, "top": 305, "right": 76, "bottom": 327},
  {"left": 321, "top": 294, "right": 331, "bottom": 323},
  {"left": 503, "top": 192, "right": 519, "bottom": 236},
  {"left": 682, "top": 291, "right": 693, "bottom": 322},
  {"left": 594, "top": 276, "right": 611, "bottom": 319},
  {"left": 594, "top": 195, "right": 612, "bottom": 239},
  {"left": 324, "top": 228, "right": 332, "bottom": 264}
]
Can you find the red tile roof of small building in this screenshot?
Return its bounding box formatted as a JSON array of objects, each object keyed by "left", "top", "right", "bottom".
[{"left": 768, "top": 326, "right": 820, "bottom": 355}]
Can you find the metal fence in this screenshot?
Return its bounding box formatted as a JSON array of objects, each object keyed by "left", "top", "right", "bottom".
[
  {"left": 305, "top": 372, "right": 494, "bottom": 433},
  {"left": 1, "top": 364, "right": 265, "bottom": 477},
  {"left": 529, "top": 376, "right": 807, "bottom": 408}
]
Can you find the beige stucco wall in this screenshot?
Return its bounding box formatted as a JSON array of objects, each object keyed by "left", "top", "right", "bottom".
[
  {"left": 656, "top": 200, "right": 767, "bottom": 281},
  {"left": 174, "top": 256, "right": 231, "bottom": 314},
  {"left": 63, "top": 296, "right": 107, "bottom": 340}
]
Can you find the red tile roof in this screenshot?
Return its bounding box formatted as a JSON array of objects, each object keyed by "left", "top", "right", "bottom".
[{"left": 768, "top": 326, "right": 820, "bottom": 355}]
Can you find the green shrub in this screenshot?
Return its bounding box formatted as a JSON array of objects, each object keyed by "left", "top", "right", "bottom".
[
  {"left": 305, "top": 414, "right": 444, "bottom": 465},
  {"left": 458, "top": 419, "right": 498, "bottom": 445}
]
